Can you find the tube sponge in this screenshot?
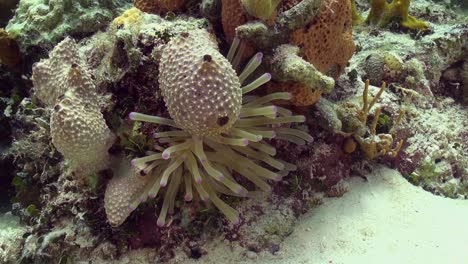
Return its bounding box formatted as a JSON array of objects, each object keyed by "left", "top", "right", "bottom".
[
  {"left": 51, "top": 92, "right": 115, "bottom": 177},
  {"left": 32, "top": 38, "right": 97, "bottom": 106},
  {"left": 32, "top": 37, "right": 115, "bottom": 177},
  {"left": 159, "top": 30, "right": 242, "bottom": 136}
]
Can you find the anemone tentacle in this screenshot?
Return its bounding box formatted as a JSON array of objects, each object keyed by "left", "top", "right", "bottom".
[{"left": 107, "top": 30, "right": 312, "bottom": 227}]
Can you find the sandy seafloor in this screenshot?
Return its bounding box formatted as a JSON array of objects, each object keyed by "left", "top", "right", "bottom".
[
  {"left": 1, "top": 167, "right": 465, "bottom": 263},
  {"left": 171, "top": 167, "right": 468, "bottom": 264},
  {"left": 75, "top": 166, "right": 466, "bottom": 264}
]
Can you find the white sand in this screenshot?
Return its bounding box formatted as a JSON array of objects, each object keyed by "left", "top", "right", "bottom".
[{"left": 176, "top": 166, "right": 468, "bottom": 264}]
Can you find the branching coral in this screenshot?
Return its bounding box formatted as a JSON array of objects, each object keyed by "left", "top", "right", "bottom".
[
  {"left": 105, "top": 30, "right": 311, "bottom": 227},
  {"left": 314, "top": 80, "right": 404, "bottom": 160},
  {"left": 347, "top": 80, "right": 404, "bottom": 159}
]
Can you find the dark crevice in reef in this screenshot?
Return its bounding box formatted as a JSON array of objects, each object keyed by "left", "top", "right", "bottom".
[{"left": 0, "top": 156, "right": 15, "bottom": 212}]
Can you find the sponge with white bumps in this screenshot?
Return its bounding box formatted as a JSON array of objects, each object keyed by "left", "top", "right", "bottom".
[
  {"left": 32, "top": 37, "right": 97, "bottom": 106},
  {"left": 104, "top": 162, "right": 148, "bottom": 226},
  {"left": 159, "top": 30, "right": 242, "bottom": 136},
  {"left": 32, "top": 37, "right": 114, "bottom": 177},
  {"left": 51, "top": 91, "right": 115, "bottom": 177}
]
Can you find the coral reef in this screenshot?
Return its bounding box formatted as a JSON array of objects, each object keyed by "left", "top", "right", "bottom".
[
  {"left": 106, "top": 29, "right": 311, "bottom": 226},
  {"left": 81, "top": 8, "right": 207, "bottom": 85},
  {"left": 6, "top": 0, "right": 131, "bottom": 52},
  {"left": 408, "top": 156, "right": 468, "bottom": 199},
  {"left": 463, "top": 60, "right": 468, "bottom": 104},
  {"left": 351, "top": 15, "right": 467, "bottom": 98},
  {"left": 0, "top": 213, "right": 28, "bottom": 263},
  {"left": 134, "top": 0, "right": 187, "bottom": 15},
  {"left": 2, "top": 0, "right": 468, "bottom": 262},
  {"left": 396, "top": 97, "right": 468, "bottom": 198},
  {"left": 0, "top": 28, "right": 21, "bottom": 68}
]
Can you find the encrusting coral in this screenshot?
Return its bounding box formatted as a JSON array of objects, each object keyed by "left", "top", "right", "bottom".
[
  {"left": 6, "top": 0, "right": 130, "bottom": 52},
  {"left": 134, "top": 0, "right": 187, "bottom": 15},
  {"left": 32, "top": 37, "right": 115, "bottom": 178},
  {"left": 0, "top": 28, "right": 21, "bottom": 67},
  {"left": 104, "top": 29, "right": 312, "bottom": 227}
]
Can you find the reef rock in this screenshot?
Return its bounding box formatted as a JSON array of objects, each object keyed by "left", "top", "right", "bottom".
[{"left": 6, "top": 0, "right": 131, "bottom": 52}]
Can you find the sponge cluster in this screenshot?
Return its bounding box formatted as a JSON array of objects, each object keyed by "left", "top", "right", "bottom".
[{"left": 32, "top": 37, "right": 114, "bottom": 177}]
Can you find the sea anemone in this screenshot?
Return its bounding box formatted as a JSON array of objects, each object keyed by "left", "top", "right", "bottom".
[{"left": 127, "top": 30, "right": 311, "bottom": 226}]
